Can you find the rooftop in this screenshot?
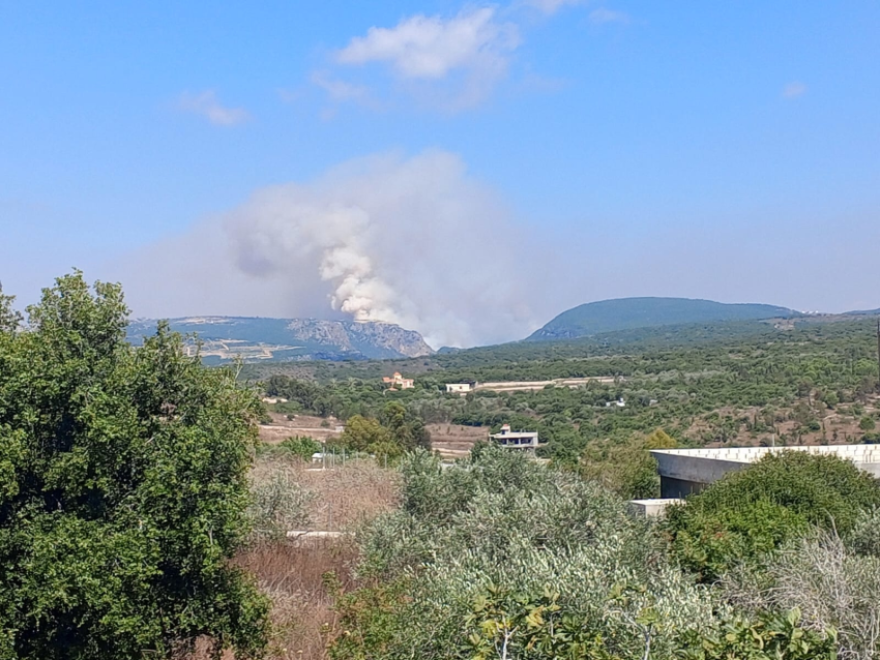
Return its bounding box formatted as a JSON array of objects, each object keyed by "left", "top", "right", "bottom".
[{"left": 652, "top": 445, "right": 880, "bottom": 465}]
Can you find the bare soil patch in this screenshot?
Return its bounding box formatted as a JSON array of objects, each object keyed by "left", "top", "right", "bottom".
[
  {"left": 259, "top": 413, "right": 344, "bottom": 445},
  {"left": 428, "top": 423, "right": 487, "bottom": 459}
]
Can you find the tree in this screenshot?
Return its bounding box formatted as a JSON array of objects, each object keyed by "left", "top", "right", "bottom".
[
  {"left": 666, "top": 451, "right": 880, "bottom": 580},
  {"left": 337, "top": 415, "right": 392, "bottom": 453},
  {"left": 578, "top": 428, "right": 676, "bottom": 499},
  {"left": 0, "top": 284, "right": 21, "bottom": 333},
  {"left": 0, "top": 273, "right": 268, "bottom": 659},
  {"left": 379, "top": 402, "right": 431, "bottom": 451}
]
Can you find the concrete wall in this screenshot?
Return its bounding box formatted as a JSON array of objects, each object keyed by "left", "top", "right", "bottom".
[
  {"left": 660, "top": 476, "right": 710, "bottom": 499},
  {"left": 629, "top": 498, "right": 682, "bottom": 518},
  {"left": 651, "top": 445, "right": 880, "bottom": 498}
]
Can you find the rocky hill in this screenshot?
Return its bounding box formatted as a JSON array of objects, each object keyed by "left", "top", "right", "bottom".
[
  {"left": 127, "top": 317, "right": 434, "bottom": 363},
  {"left": 528, "top": 297, "right": 798, "bottom": 342}
]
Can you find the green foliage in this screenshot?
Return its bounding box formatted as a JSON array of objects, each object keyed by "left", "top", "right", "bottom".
[
  {"left": 339, "top": 448, "right": 724, "bottom": 660},
  {"left": 0, "top": 272, "right": 268, "bottom": 659},
  {"left": 678, "top": 609, "right": 837, "bottom": 660},
  {"left": 336, "top": 415, "right": 394, "bottom": 454},
  {"left": 530, "top": 297, "right": 795, "bottom": 341},
  {"left": 847, "top": 507, "right": 880, "bottom": 557},
  {"left": 0, "top": 284, "right": 22, "bottom": 333},
  {"left": 666, "top": 452, "right": 880, "bottom": 580},
  {"left": 379, "top": 402, "right": 431, "bottom": 452},
  {"left": 265, "top": 375, "right": 327, "bottom": 415},
  {"left": 282, "top": 435, "right": 322, "bottom": 459},
  {"left": 332, "top": 404, "right": 431, "bottom": 463},
  {"left": 326, "top": 573, "right": 410, "bottom": 660},
  {"left": 723, "top": 530, "right": 880, "bottom": 659},
  {"left": 247, "top": 462, "right": 313, "bottom": 542},
  {"left": 579, "top": 428, "right": 676, "bottom": 499},
  {"left": 464, "top": 586, "right": 617, "bottom": 660}
]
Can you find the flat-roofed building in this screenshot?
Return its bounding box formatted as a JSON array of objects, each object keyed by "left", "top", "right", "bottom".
[
  {"left": 651, "top": 445, "right": 880, "bottom": 499},
  {"left": 490, "top": 424, "right": 543, "bottom": 453},
  {"left": 446, "top": 382, "right": 475, "bottom": 394}
]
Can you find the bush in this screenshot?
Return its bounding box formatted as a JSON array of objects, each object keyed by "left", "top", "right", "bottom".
[
  {"left": 579, "top": 428, "right": 676, "bottom": 499},
  {"left": 336, "top": 447, "right": 723, "bottom": 660},
  {"left": 724, "top": 531, "right": 880, "bottom": 660},
  {"left": 678, "top": 609, "right": 838, "bottom": 660},
  {"left": 247, "top": 461, "right": 314, "bottom": 542},
  {"left": 279, "top": 436, "right": 322, "bottom": 460},
  {"left": 846, "top": 507, "right": 880, "bottom": 558},
  {"left": 0, "top": 273, "right": 268, "bottom": 659},
  {"left": 666, "top": 451, "right": 880, "bottom": 580}
]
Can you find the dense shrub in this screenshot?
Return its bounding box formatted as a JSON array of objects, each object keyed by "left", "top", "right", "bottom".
[
  {"left": 0, "top": 274, "right": 268, "bottom": 659},
  {"left": 666, "top": 451, "right": 880, "bottom": 580},
  {"left": 335, "top": 448, "right": 720, "bottom": 659},
  {"left": 247, "top": 461, "right": 314, "bottom": 542},
  {"left": 724, "top": 531, "right": 880, "bottom": 660},
  {"left": 678, "top": 609, "right": 838, "bottom": 660},
  {"left": 327, "top": 447, "right": 848, "bottom": 659},
  {"left": 579, "top": 428, "right": 676, "bottom": 499}
]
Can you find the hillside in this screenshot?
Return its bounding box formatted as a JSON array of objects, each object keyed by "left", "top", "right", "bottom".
[
  {"left": 528, "top": 297, "right": 797, "bottom": 341},
  {"left": 127, "top": 317, "right": 434, "bottom": 363}
]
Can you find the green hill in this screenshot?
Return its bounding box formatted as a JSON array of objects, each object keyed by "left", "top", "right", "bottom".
[{"left": 528, "top": 297, "right": 797, "bottom": 341}]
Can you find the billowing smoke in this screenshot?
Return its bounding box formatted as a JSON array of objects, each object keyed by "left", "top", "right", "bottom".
[
  {"left": 115, "top": 150, "right": 549, "bottom": 348},
  {"left": 223, "top": 150, "right": 544, "bottom": 347},
  {"left": 227, "top": 195, "right": 414, "bottom": 327}
]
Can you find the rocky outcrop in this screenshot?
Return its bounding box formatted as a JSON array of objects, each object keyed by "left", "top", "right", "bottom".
[
  {"left": 128, "top": 316, "right": 434, "bottom": 362},
  {"left": 287, "top": 319, "right": 434, "bottom": 358}
]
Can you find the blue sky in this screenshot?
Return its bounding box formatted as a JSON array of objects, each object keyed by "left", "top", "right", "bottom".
[{"left": 1, "top": 1, "right": 879, "bottom": 345}]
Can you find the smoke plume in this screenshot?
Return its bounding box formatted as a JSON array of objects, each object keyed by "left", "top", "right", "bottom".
[{"left": 115, "top": 150, "right": 547, "bottom": 348}]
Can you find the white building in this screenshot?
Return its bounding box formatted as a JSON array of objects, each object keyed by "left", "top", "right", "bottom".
[
  {"left": 490, "top": 424, "right": 543, "bottom": 453},
  {"left": 446, "top": 382, "right": 475, "bottom": 394}
]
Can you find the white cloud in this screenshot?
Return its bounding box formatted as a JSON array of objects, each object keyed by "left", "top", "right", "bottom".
[
  {"left": 325, "top": 8, "right": 521, "bottom": 112},
  {"left": 588, "top": 8, "right": 630, "bottom": 24},
  {"left": 524, "top": 0, "right": 588, "bottom": 15},
  {"left": 310, "top": 71, "right": 381, "bottom": 110},
  {"left": 177, "top": 90, "right": 249, "bottom": 126},
  {"left": 782, "top": 81, "right": 807, "bottom": 99},
  {"left": 336, "top": 7, "right": 520, "bottom": 80}
]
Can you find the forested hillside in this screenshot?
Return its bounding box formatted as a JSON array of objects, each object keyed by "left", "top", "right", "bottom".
[
  {"left": 528, "top": 297, "right": 797, "bottom": 341},
  {"left": 252, "top": 316, "right": 880, "bottom": 493}
]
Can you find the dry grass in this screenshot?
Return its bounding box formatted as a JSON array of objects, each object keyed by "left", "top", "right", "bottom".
[
  {"left": 293, "top": 459, "right": 401, "bottom": 532},
  {"left": 183, "top": 458, "right": 400, "bottom": 660},
  {"left": 237, "top": 541, "right": 359, "bottom": 660},
  {"left": 250, "top": 458, "right": 400, "bottom": 659}
]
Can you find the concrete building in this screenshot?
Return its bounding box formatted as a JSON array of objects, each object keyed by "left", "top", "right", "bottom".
[
  {"left": 490, "top": 424, "right": 543, "bottom": 453},
  {"left": 629, "top": 499, "right": 682, "bottom": 518},
  {"left": 446, "top": 382, "right": 475, "bottom": 394},
  {"left": 382, "top": 372, "right": 414, "bottom": 390},
  {"left": 651, "top": 445, "right": 880, "bottom": 499}
]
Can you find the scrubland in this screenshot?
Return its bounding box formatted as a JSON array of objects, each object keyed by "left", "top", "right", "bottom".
[{"left": 224, "top": 446, "right": 880, "bottom": 660}]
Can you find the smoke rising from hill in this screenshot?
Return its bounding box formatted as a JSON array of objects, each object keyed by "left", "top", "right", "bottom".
[
  {"left": 117, "top": 150, "right": 546, "bottom": 348},
  {"left": 223, "top": 150, "right": 542, "bottom": 347}
]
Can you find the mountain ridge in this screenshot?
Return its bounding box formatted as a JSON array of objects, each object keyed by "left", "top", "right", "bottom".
[
  {"left": 528, "top": 297, "right": 798, "bottom": 342},
  {"left": 127, "top": 316, "right": 435, "bottom": 363}
]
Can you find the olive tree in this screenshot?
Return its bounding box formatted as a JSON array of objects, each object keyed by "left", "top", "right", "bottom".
[{"left": 0, "top": 273, "right": 268, "bottom": 659}]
